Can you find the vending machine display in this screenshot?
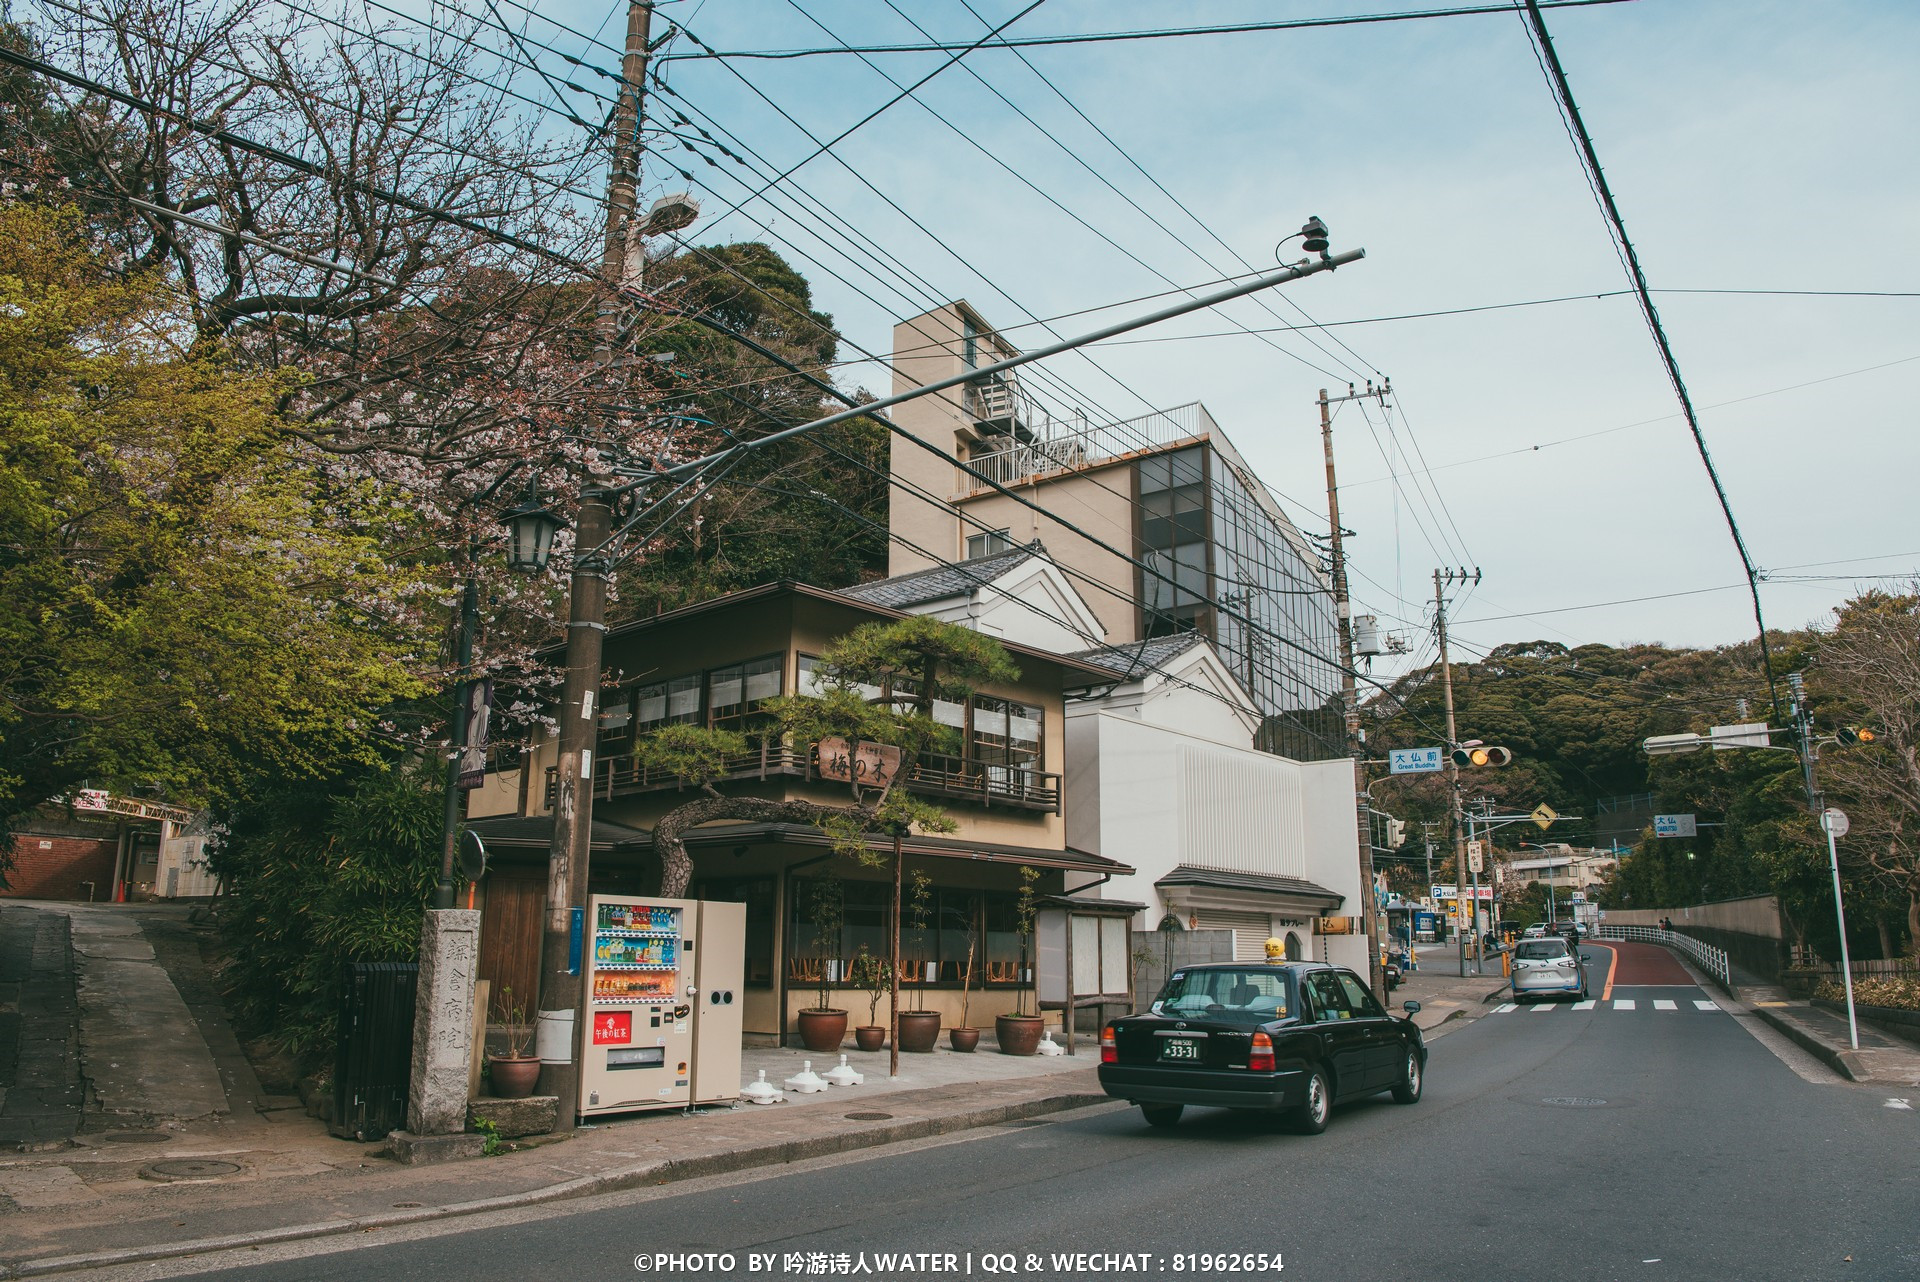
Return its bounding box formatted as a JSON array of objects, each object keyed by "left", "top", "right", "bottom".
[{"left": 579, "top": 895, "right": 744, "bottom": 1116}]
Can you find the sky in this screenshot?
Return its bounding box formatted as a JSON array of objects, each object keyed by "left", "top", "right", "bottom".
[{"left": 508, "top": 0, "right": 1918, "bottom": 676}]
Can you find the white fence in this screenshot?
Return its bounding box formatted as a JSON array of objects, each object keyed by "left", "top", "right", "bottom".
[{"left": 1596, "top": 924, "right": 1733, "bottom": 993}]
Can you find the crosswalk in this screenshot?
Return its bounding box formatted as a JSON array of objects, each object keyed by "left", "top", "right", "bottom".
[{"left": 1494, "top": 997, "right": 1725, "bottom": 1014}]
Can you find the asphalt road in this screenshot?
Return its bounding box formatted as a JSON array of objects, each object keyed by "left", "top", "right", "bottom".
[{"left": 169, "top": 955, "right": 1918, "bottom": 1282}]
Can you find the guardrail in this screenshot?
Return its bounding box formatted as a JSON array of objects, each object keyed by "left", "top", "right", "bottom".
[{"left": 1597, "top": 924, "right": 1733, "bottom": 994}]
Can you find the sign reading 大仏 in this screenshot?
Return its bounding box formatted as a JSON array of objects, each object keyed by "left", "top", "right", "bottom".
[{"left": 1389, "top": 747, "right": 1444, "bottom": 775}]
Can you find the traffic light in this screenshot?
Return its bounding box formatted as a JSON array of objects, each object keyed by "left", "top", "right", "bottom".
[
  {"left": 1386, "top": 817, "right": 1407, "bottom": 848},
  {"left": 1450, "top": 745, "right": 1513, "bottom": 768},
  {"left": 1835, "top": 727, "right": 1877, "bottom": 747}
]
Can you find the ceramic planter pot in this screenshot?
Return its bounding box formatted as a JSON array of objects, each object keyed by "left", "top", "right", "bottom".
[
  {"left": 948, "top": 1026, "right": 981, "bottom": 1053},
  {"left": 853, "top": 1025, "right": 886, "bottom": 1052},
  {"left": 796, "top": 1008, "right": 848, "bottom": 1053},
  {"left": 488, "top": 1054, "right": 542, "bottom": 1099},
  {"left": 896, "top": 1011, "right": 941, "bottom": 1053},
  {"left": 995, "top": 1014, "right": 1044, "bottom": 1056}
]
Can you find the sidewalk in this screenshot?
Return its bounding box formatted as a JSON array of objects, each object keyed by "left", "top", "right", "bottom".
[
  {"left": 1390, "top": 949, "right": 1510, "bottom": 1038},
  {"left": 1748, "top": 1000, "right": 1920, "bottom": 1086}
]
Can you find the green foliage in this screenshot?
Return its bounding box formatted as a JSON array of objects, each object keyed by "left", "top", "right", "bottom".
[
  {"left": 846, "top": 946, "right": 892, "bottom": 1026},
  {"left": 1815, "top": 975, "right": 1919, "bottom": 1011},
  {"left": 208, "top": 756, "right": 443, "bottom": 1058},
  {"left": 805, "top": 873, "right": 844, "bottom": 1012},
  {"left": 631, "top": 723, "right": 750, "bottom": 787},
  {"left": 0, "top": 202, "right": 423, "bottom": 836},
  {"left": 1013, "top": 865, "right": 1040, "bottom": 1017},
  {"left": 470, "top": 1114, "right": 507, "bottom": 1157}
]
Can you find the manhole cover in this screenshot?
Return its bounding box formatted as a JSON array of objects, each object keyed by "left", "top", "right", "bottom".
[
  {"left": 844, "top": 1112, "right": 894, "bottom": 1121},
  {"left": 140, "top": 1159, "right": 244, "bottom": 1182},
  {"left": 1541, "top": 1097, "right": 1608, "bottom": 1108},
  {"left": 102, "top": 1131, "right": 172, "bottom": 1144}
]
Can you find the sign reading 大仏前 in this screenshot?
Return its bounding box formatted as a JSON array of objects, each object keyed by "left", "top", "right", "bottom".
[{"left": 1388, "top": 747, "right": 1444, "bottom": 774}]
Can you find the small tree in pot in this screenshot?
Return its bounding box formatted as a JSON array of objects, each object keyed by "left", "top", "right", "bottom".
[
  {"left": 950, "top": 916, "right": 981, "bottom": 1052},
  {"left": 896, "top": 867, "right": 942, "bottom": 1052},
  {"left": 847, "top": 946, "right": 892, "bottom": 1052},
  {"left": 487, "top": 985, "right": 541, "bottom": 1098},
  {"left": 996, "top": 866, "right": 1046, "bottom": 1055},
  {"left": 796, "top": 873, "right": 847, "bottom": 1052}
]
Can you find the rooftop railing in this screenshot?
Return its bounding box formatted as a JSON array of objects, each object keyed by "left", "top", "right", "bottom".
[{"left": 959, "top": 400, "right": 1218, "bottom": 494}]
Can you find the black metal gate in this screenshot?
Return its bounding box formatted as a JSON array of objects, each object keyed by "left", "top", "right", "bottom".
[{"left": 331, "top": 961, "right": 418, "bottom": 1141}]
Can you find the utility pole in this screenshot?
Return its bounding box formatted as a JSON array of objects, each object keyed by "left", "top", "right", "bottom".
[
  {"left": 1787, "top": 671, "right": 1860, "bottom": 1050},
  {"left": 1434, "top": 567, "right": 1480, "bottom": 971},
  {"left": 1320, "top": 382, "right": 1390, "bottom": 998},
  {"left": 537, "top": 0, "right": 655, "bottom": 1122}
]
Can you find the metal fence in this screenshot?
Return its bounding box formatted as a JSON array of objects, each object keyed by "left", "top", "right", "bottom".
[
  {"left": 1596, "top": 925, "right": 1732, "bottom": 994},
  {"left": 331, "top": 961, "right": 418, "bottom": 1142}
]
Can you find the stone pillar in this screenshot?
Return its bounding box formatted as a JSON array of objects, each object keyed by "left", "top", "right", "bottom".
[{"left": 407, "top": 909, "right": 481, "bottom": 1136}]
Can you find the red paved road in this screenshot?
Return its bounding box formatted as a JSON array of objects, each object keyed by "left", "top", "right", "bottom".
[{"left": 1590, "top": 939, "right": 1695, "bottom": 985}]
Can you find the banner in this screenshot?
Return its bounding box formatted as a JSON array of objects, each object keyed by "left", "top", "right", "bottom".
[{"left": 456, "top": 678, "right": 493, "bottom": 791}]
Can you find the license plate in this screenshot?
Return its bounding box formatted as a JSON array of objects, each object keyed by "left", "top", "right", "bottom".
[{"left": 1160, "top": 1039, "right": 1200, "bottom": 1061}]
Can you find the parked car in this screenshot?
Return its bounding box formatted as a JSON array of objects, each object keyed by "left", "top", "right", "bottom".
[
  {"left": 1511, "top": 936, "right": 1587, "bottom": 1003},
  {"left": 1098, "top": 963, "right": 1427, "bottom": 1135},
  {"left": 1522, "top": 922, "right": 1549, "bottom": 939}
]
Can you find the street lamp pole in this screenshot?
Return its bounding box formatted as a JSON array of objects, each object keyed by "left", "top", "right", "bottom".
[{"left": 1787, "top": 671, "right": 1860, "bottom": 1050}]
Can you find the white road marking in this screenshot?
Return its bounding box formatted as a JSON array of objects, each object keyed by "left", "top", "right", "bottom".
[
  {"left": 1653, "top": 999, "right": 1678, "bottom": 1011},
  {"left": 1531, "top": 1001, "right": 1557, "bottom": 1013},
  {"left": 1494, "top": 1003, "right": 1518, "bottom": 1013},
  {"left": 1613, "top": 999, "right": 1636, "bottom": 1011},
  {"left": 1886, "top": 1098, "right": 1913, "bottom": 1110},
  {"left": 1695, "top": 1000, "right": 1721, "bottom": 1011},
  {"left": 1571, "top": 1000, "right": 1596, "bottom": 1010}
]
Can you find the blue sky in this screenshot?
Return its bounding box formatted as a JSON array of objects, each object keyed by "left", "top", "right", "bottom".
[{"left": 494, "top": 0, "right": 1920, "bottom": 671}]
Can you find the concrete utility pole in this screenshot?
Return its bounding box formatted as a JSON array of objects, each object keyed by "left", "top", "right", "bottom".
[
  {"left": 1433, "top": 568, "right": 1479, "bottom": 971},
  {"left": 1320, "top": 383, "right": 1390, "bottom": 998},
  {"left": 536, "top": 0, "right": 655, "bottom": 1122}
]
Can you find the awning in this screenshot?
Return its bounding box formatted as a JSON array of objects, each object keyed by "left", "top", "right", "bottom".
[
  {"left": 464, "top": 814, "right": 650, "bottom": 852},
  {"left": 671, "top": 822, "right": 1133, "bottom": 876},
  {"left": 1154, "top": 864, "right": 1344, "bottom": 909}
]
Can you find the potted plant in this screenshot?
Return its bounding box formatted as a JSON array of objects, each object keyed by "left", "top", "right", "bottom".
[
  {"left": 847, "top": 947, "right": 892, "bottom": 1052},
  {"left": 949, "top": 920, "right": 981, "bottom": 1052},
  {"left": 996, "top": 866, "right": 1046, "bottom": 1055},
  {"left": 488, "top": 985, "right": 542, "bottom": 1098},
  {"left": 896, "top": 867, "right": 942, "bottom": 1053},
  {"left": 796, "top": 875, "right": 849, "bottom": 1052}
]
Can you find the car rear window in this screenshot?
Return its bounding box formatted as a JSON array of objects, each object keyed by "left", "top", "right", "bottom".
[
  {"left": 1515, "top": 940, "right": 1570, "bottom": 960},
  {"left": 1154, "top": 969, "right": 1290, "bottom": 1019}
]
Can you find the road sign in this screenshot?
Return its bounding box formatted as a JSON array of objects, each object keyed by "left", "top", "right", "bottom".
[
  {"left": 1389, "top": 747, "right": 1444, "bottom": 775},
  {"left": 1531, "top": 803, "right": 1560, "bottom": 831},
  {"left": 1824, "top": 807, "right": 1850, "bottom": 838},
  {"left": 1467, "top": 840, "right": 1485, "bottom": 874},
  {"left": 1654, "top": 813, "right": 1698, "bottom": 838}
]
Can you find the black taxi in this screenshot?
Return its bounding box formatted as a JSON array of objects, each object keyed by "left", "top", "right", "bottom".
[{"left": 1098, "top": 960, "right": 1426, "bottom": 1133}]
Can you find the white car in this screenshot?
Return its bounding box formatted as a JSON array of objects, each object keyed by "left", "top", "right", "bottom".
[
  {"left": 1511, "top": 937, "right": 1587, "bottom": 1003},
  {"left": 1522, "top": 923, "right": 1549, "bottom": 939}
]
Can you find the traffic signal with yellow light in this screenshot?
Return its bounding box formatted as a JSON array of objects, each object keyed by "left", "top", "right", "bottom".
[
  {"left": 1835, "top": 727, "right": 1877, "bottom": 746},
  {"left": 1451, "top": 745, "right": 1514, "bottom": 768}
]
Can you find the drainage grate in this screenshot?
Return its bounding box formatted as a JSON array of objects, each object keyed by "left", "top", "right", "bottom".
[
  {"left": 844, "top": 1112, "right": 894, "bottom": 1121},
  {"left": 101, "top": 1131, "right": 172, "bottom": 1144},
  {"left": 1541, "top": 1097, "right": 1608, "bottom": 1108},
  {"left": 392, "top": 1202, "right": 423, "bottom": 1209},
  {"left": 141, "top": 1159, "right": 244, "bottom": 1181}
]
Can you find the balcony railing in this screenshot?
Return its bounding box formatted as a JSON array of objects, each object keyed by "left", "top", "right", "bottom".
[
  {"left": 958, "top": 400, "right": 1218, "bottom": 495},
  {"left": 543, "top": 742, "right": 1061, "bottom": 814}
]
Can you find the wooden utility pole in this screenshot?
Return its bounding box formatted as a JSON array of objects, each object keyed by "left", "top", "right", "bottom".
[
  {"left": 537, "top": 0, "right": 654, "bottom": 1124},
  {"left": 1320, "top": 384, "right": 1389, "bottom": 998}
]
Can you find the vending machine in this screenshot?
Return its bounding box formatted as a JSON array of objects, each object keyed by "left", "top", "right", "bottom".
[{"left": 579, "top": 895, "right": 745, "bottom": 1117}]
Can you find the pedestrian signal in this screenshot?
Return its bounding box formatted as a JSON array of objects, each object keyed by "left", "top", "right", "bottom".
[
  {"left": 1836, "top": 727, "right": 1877, "bottom": 746},
  {"left": 1450, "top": 745, "right": 1513, "bottom": 768}
]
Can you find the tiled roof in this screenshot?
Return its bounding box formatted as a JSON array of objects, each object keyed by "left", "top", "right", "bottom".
[
  {"left": 1059, "top": 632, "right": 1208, "bottom": 680},
  {"left": 1155, "top": 863, "right": 1344, "bottom": 906},
  {"left": 837, "top": 543, "right": 1040, "bottom": 610}
]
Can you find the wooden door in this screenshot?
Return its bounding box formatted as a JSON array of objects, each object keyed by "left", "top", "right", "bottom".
[{"left": 477, "top": 867, "right": 545, "bottom": 1021}]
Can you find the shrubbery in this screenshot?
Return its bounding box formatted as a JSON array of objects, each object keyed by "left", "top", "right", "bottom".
[{"left": 1815, "top": 975, "right": 1920, "bottom": 1011}]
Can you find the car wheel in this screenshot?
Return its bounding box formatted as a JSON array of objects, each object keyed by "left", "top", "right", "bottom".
[
  {"left": 1140, "top": 1103, "right": 1183, "bottom": 1128},
  {"left": 1390, "top": 1047, "right": 1423, "bottom": 1104},
  {"left": 1291, "top": 1066, "right": 1332, "bottom": 1135}
]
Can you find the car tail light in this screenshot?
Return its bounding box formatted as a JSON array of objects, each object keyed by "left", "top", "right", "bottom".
[
  {"left": 1248, "top": 1031, "right": 1274, "bottom": 1072},
  {"left": 1100, "top": 1025, "right": 1117, "bottom": 1065}
]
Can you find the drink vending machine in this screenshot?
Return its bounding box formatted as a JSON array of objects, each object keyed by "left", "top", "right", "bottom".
[{"left": 579, "top": 894, "right": 744, "bottom": 1116}]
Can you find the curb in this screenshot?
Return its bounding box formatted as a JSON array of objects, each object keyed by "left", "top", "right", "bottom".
[
  {"left": 0, "top": 1090, "right": 1110, "bottom": 1279},
  {"left": 1482, "top": 984, "right": 1511, "bottom": 1004},
  {"left": 1749, "top": 1005, "right": 1871, "bottom": 1082}
]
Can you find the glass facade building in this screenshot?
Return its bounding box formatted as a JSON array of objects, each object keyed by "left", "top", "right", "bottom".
[{"left": 1136, "top": 440, "right": 1344, "bottom": 762}]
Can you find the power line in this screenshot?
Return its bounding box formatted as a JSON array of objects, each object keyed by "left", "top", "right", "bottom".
[
  {"left": 1516, "top": 0, "right": 1779, "bottom": 717},
  {"left": 652, "top": 0, "right": 1642, "bottom": 62}
]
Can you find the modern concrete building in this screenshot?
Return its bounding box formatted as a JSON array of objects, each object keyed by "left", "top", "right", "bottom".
[{"left": 887, "top": 301, "right": 1344, "bottom": 762}]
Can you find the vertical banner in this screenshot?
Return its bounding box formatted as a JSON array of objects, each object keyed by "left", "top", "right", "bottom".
[{"left": 456, "top": 678, "right": 493, "bottom": 791}]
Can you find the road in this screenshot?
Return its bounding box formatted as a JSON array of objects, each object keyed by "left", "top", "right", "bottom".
[{"left": 128, "top": 943, "right": 1920, "bottom": 1282}]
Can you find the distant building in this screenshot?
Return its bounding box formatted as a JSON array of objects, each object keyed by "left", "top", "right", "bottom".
[
  {"left": 886, "top": 301, "right": 1344, "bottom": 762},
  {"left": 1499, "top": 846, "right": 1620, "bottom": 896}
]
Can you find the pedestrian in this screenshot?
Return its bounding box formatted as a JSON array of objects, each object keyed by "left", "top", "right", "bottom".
[{"left": 1661, "top": 915, "right": 1672, "bottom": 934}]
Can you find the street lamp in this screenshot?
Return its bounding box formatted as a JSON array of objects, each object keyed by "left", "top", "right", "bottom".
[
  {"left": 1643, "top": 732, "right": 1705, "bottom": 756},
  {"left": 503, "top": 492, "right": 565, "bottom": 574}
]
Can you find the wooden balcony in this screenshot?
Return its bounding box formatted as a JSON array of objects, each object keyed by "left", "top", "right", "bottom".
[{"left": 544, "top": 742, "right": 1061, "bottom": 814}]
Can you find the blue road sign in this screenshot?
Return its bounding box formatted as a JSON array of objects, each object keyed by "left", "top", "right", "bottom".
[{"left": 1389, "top": 747, "right": 1445, "bottom": 775}]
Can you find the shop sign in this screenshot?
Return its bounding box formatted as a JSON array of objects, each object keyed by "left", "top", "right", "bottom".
[
  {"left": 816, "top": 737, "right": 904, "bottom": 791},
  {"left": 1315, "top": 916, "right": 1357, "bottom": 935}
]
